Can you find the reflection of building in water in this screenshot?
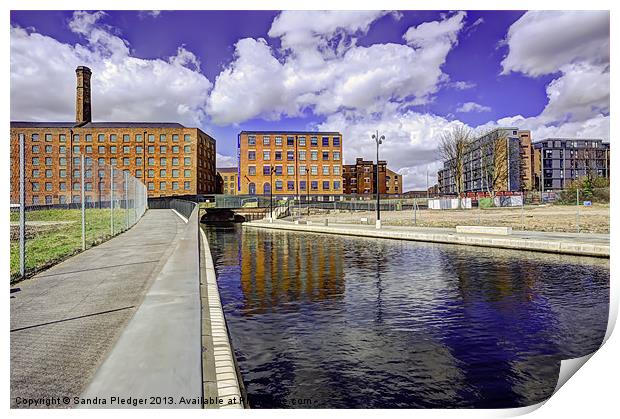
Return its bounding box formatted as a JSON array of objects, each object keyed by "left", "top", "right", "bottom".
[{"left": 239, "top": 229, "right": 345, "bottom": 315}]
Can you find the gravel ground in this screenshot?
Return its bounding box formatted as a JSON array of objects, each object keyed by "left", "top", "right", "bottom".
[{"left": 297, "top": 204, "right": 610, "bottom": 234}]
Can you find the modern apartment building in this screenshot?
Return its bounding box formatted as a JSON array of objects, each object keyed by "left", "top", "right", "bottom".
[
  {"left": 438, "top": 127, "right": 523, "bottom": 194},
  {"left": 10, "top": 66, "right": 217, "bottom": 204},
  {"left": 518, "top": 130, "right": 534, "bottom": 190},
  {"left": 217, "top": 167, "right": 238, "bottom": 195},
  {"left": 237, "top": 131, "right": 343, "bottom": 198},
  {"left": 532, "top": 138, "right": 610, "bottom": 190}
]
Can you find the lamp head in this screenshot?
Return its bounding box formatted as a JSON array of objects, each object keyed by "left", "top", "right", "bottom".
[
  {"left": 372, "top": 134, "right": 376, "bottom": 140},
  {"left": 380, "top": 135, "right": 385, "bottom": 141}
]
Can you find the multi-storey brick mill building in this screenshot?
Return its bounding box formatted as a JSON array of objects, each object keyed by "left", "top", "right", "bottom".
[
  {"left": 237, "top": 130, "right": 343, "bottom": 199},
  {"left": 10, "top": 66, "right": 217, "bottom": 205}
]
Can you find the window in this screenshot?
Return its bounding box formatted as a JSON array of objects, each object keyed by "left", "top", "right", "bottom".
[
  {"left": 323, "top": 181, "right": 330, "bottom": 190},
  {"left": 45, "top": 134, "right": 52, "bottom": 142},
  {"left": 300, "top": 180, "right": 307, "bottom": 190},
  {"left": 148, "top": 157, "right": 155, "bottom": 166},
  {"left": 110, "top": 134, "right": 117, "bottom": 142},
  {"left": 299, "top": 165, "right": 306, "bottom": 175},
  {"left": 333, "top": 181, "right": 341, "bottom": 190},
  {"left": 59, "top": 169, "right": 66, "bottom": 178},
  {"left": 184, "top": 134, "right": 191, "bottom": 142},
  {"left": 184, "top": 169, "right": 191, "bottom": 177},
  {"left": 322, "top": 151, "right": 329, "bottom": 160},
  {"left": 172, "top": 134, "right": 179, "bottom": 142},
  {"left": 160, "top": 181, "right": 167, "bottom": 190},
  {"left": 172, "top": 182, "right": 179, "bottom": 190},
  {"left": 32, "top": 182, "right": 40, "bottom": 191},
  {"left": 172, "top": 157, "right": 179, "bottom": 166},
  {"left": 311, "top": 151, "right": 318, "bottom": 160},
  {"left": 98, "top": 134, "right": 105, "bottom": 142},
  {"left": 275, "top": 136, "right": 283, "bottom": 146},
  {"left": 31, "top": 133, "right": 40, "bottom": 142},
  {"left": 333, "top": 151, "right": 340, "bottom": 160},
  {"left": 59, "top": 195, "right": 66, "bottom": 204},
  {"left": 110, "top": 146, "right": 117, "bottom": 153},
  {"left": 148, "top": 182, "right": 154, "bottom": 190},
  {"left": 73, "top": 169, "right": 80, "bottom": 178},
  {"left": 32, "top": 145, "right": 40, "bottom": 153},
  {"left": 263, "top": 151, "right": 271, "bottom": 160},
  {"left": 59, "top": 146, "right": 66, "bottom": 154},
  {"left": 263, "top": 165, "right": 271, "bottom": 175},
  {"left": 172, "top": 146, "right": 180, "bottom": 153},
  {"left": 248, "top": 151, "right": 256, "bottom": 160},
  {"left": 275, "top": 166, "right": 283, "bottom": 175},
  {"left": 311, "top": 165, "right": 318, "bottom": 175},
  {"left": 333, "top": 165, "right": 341, "bottom": 175},
  {"left": 32, "top": 157, "right": 39, "bottom": 165},
  {"left": 160, "top": 157, "right": 167, "bottom": 166},
  {"left": 136, "top": 157, "right": 143, "bottom": 166},
  {"left": 73, "top": 146, "right": 80, "bottom": 153},
  {"left": 123, "top": 158, "right": 129, "bottom": 166},
  {"left": 275, "top": 151, "right": 282, "bottom": 161},
  {"left": 298, "top": 136, "right": 306, "bottom": 146},
  {"left": 287, "top": 151, "right": 294, "bottom": 161},
  {"left": 32, "top": 196, "right": 40, "bottom": 205},
  {"left": 248, "top": 166, "right": 256, "bottom": 175},
  {"left": 323, "top": 166, "right": 330, "bottom": 175},
  {"left": 311, "top": 136, "right": 318, "bottom": 146},
  {"left": 59, "top": 182, "right": 66, "bottom": 191},
  {"left": 322, "top": 137, "right": 329, "bottom": 146},
  {"left": 287, "top": 165, "right": 295, "bottom": 175},
  {"left": 136, "top": 134, "right": 143, "bottom": 142},
  {"left": 74, "top": 134, "right": 80, "bottom": 143},
  {"left": 263, "top": 136, "right": 270, "bottom": 145},
  {"left": 45, "top": 182, "right": 52, "bottom": 191},
  {"left": 123, "top": 134, "right": 130, "bottom": 143},
  {"left": 45, "top": 169, "right": 52, "bottom": 178},
  {"left": 136, "top": 145, "right": 143, "bottom": 154},
  {"left": 287, "top": 181, "right": 295, "bottom": 191},
  {"left": 85, "top": 182, "right": 93, "bottom": 191},
  {"left": 184, "top": 181, "right": 191, "bottom": 190},
  {"left": 123, "top": 146, "right": 130, "bottom": 154},
  {"left": 148, "top": 134, "right": 154, "bottom": 143},
  {"left": 248, "top": 136, "right": 256, "bottom": 146},
  {"left": 160, "top": 146, "right": 167, "bottom": 153},
  {"left": 311, "top": 181, "right": 318, "bottom": 190},
  {"left": 84, "top": 134, "right": 91, "bottom": 142},
  {"left": 183, "top": 145, "right": 190, "bottom": 153},
  {"left": 98, "top": 146, "right": 105, "bottom": 153},
  {"left": 287, "top": 136, "right": 295, "bottom": 146},
  {"left": 160, "top": 134, "right": 166, "bottom": 142},
  {"left": 32, "top": 169, "right": 40, "bottom": 177},
  {"left": 85, "top": 146, "right": 92, "bottom": 154},
  {"left": 111, "top": 158, "right": 117, "bottom": 166},
  {"left": 148, "top": 145, "right": 155, "bottom": 154},
  {"left": 299, "top": 150, "right": 306, "bottom": 161},
  {"left": 73, "top": 157, "right": 80, "bottom": 166},
  {"left": 72, "top": 182, "right": 79, "bottom": 191},
  {"left": 148, "top": 169, "right": 155, "bottom": 178},
  {"left": 275, "top": 180, "right": 283, "bottom": 190},
  {"left": 45, "top": 145, "right": 52, "bottom": 153},
  {"left": 184, "top": 157, "right": 191, "bottom": 166},
  {"left": 59, "top": 134, "right": 66, "bottom": 142},
  {"left": 172, "top": 169, "right": 179, "bottom": 178}
]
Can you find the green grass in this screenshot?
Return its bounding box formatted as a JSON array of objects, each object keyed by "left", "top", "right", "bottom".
[{"left": 10, "top": 208, "right": 132, "bottom": 282}]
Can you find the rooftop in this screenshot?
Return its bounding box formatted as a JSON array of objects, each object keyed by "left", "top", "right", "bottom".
[
  {"left": 11, "top": 121, "right": 187, "bottom": 129},
  {"left": 217, "top": 167, "right": 238, "bottom": 172},
  {"left": 239, "top": 130, "right": 341, "bottom": 136}
]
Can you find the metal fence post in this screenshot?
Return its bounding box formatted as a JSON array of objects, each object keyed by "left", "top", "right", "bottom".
[
  {"left": 576, "top": 188, "right": 580, "bottom": 233},
  {"left": 521, "top": 192, "right": 525, "bottom": 231},
  {"left": 19, "top": 133, "right": 25, "bottom": 278},
  {"left": 81, "top": 154, "right": 86, "bottom": 250},
  {"left": 124, "top": 171, "right": 129, "bottom": 230},
  {"left": 110, "top": 166, "right": 114, "bottom": 236}
]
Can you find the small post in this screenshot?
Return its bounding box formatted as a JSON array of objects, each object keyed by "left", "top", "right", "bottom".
[
  {"left": 124, "top": 171, "right": 129, "bottom": 230},
  {"left": 521, "top": 192, "right": 525, "bottom": 231},
  {"left": 19, "top": 133, "right": 26, "bottom": 278},
  {"left": 413, "top": 200, "right": 417, "bottom": 225},
  {"left": 576, "top": 188, "right": 580, "bottom": 233},
  {"left": 110, "top": 166, "right": 114, "bottom": 236},
  {"left": 81, "top": 154, "right": 86, "bottom": 250}
]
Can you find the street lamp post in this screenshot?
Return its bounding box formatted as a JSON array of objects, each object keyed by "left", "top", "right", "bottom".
[
  {"left": 372, "top": 131, "right": 385, "bottom": 229},
  {"left": 306, "top": 167, "right": 310, "bottom": 216},
  {"left": 269, "top": 165, "right": 276, "bottom": 222}
]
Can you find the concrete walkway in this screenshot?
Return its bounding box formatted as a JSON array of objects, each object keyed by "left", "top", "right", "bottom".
[
  {"left": 245, "top": 219, "right": 610, "bottom": 257},
  {"left": 10, "top": 209, "right": 191, "bottom": 408}
]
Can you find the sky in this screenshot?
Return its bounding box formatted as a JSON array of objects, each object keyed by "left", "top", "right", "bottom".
[{"left": 10, "top": 10, "right": 610, "bottom": 190}]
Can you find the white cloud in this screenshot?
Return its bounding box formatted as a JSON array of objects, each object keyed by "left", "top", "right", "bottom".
[
  {"left": 216, "top": 153, "right": 237, "bottom": 168},
  {"left": 10, "top": 11, "right": 212, "bottom": 126},
  {"left": 207, "top": 11, "right": 467, "bottom": 126},
  {"left": 452, "top": 80, "right": 475, "bottom": 90},
  {"left": 501, "top": 10, "right": 609, "bottom": 76},
  {"left": 456, "top": 102, "right": 491, "bottom": 113}
]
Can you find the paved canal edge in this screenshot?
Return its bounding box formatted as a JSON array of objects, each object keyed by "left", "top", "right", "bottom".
[
  {"left": 243, "top": 220, "right": 609, "bottom": 258},
  {"left": 199, "top": 226, "right": 246, "bottom": 409}
]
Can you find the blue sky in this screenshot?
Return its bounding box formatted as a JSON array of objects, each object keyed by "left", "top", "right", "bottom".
[{"left": 10, "top": 10, "right": 610, "bottom": 189}]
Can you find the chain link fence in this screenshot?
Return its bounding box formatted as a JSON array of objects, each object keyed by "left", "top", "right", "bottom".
[
  {"left": 272, "top": 188, "right": 609, "bottom": 234},
  {"left": 10, "top": 150, "right": 147, "bottom": 282}
]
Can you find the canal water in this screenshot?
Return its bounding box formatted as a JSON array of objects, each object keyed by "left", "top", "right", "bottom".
[{"left": 204, "top": 224, "right": 609, "bottom": 409}]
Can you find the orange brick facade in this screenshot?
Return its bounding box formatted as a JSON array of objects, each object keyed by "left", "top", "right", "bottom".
[
  {"left": 10, "top": 124, "right": 216, "bottom": 204},
  {"left": 237, "top": 131, "right": 343, "bottom": 197},
  {"left": 386, "top": 168, "right": 402, "bottom": 194},
  {"left": 217, "top": 167, "right": 238, "bottom": 195},
  {"left": 342, "top": 158, "right": 387, "bottom": 195}
]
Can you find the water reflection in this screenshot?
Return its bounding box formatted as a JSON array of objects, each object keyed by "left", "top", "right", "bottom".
[{"left": 205, "top": 224, "right": 609, "bottom": 408}]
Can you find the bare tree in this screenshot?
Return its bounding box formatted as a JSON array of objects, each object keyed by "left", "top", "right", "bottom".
[
  {"left": 480, "top": 129, "right": 509, "bottom": 196},
  {"left": 438, "top": 125, "right": 472, "bottom": 208}
]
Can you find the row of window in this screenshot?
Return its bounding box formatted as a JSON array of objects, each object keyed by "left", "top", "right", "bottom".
[
  {"left": 29, "top": 179, "right": 193, "bottom": 195},
  {"left": 248, "top": 150, "right": 341, "bottom": 161},
  {"left": 27, "top": 133, "right": 195, "bottom": 143},
  {"left": 247, "top": 164, "right": 342, "bottom": 176},
  {"left": 253, "top": 180, "right": 341, "bottom": 192},
  {"left": 30, "top": 144, "right": 193, "bottom": 155},
  {"left": 147, "top": 181, "right": 191, "bottom": 191},
  {"left": 30, "top": 156, "right": 192, "bottom": 167},
  {"left": 247, "top": 135, "right": 341, "bottom": 147},
  {"left": 30, "top": 167, "right": 194, "bottom": 179}
]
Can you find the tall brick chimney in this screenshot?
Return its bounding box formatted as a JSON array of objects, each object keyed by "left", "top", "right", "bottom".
[{"left": 75, "top": 66, "right": 92, "bottom": 125}]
